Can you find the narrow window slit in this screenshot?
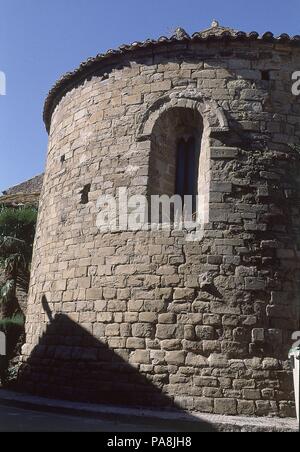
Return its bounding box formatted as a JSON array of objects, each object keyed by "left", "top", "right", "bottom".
[
  {"left": 80, "top": 184, "right": 91, "bottom": 204},
  {"left": 261, "top": 70, "right": 270, "bottom": 81},
  {"left": 176, "top": 136, "right": 198, "bottom": 214}
]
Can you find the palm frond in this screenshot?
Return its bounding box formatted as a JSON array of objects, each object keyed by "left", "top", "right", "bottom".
[
  {"left": 0, "top": 206, "right": 37, "bottom": 320},
  {"left": 0, "top": 236, "right": 26, "bottom": 256},
  {"left": 0, "top": 280, "right": 15, "bottom": 304}
]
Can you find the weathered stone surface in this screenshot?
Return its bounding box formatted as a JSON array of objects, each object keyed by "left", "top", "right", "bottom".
[
  {"left": 130, "top": 350, "right": 150, "bottom": 364},
  {"left": 186, "top": 353, "right": 208, "bottom": 368},
  {"left": 126, "top": 337, "right": 145, "bottom": 349},
  {"left": 237, "top": 400, "right": 255, "bottom": 415},
  {"left": 158, "top": 313, "right": 176, "bottom": 324},
  {"left": 208, "top": 354, "right": 229, "bottom": 368},
  {"left": 193, "top": 397, "right": 214, "bottom": 413},
  {"left": 19, "top": 27, "right": 300, "bottom": 418},
  {"left": 214, "top": 398, "right": 237, "bottom": 415},
  {"left": 262, "top": 358, "right": 280, "bottom": 370},
  {"left": 242, "top": 389, "right": 261, "bottom": 400},
  {"left": 195, "top": 326, "right": 215, "bottom": 340},
  {"left": 194, "top": 376, "right": 218, "bottom": 387},
  {"left": 165, "top": 351, "right": 186, "bottom": 366},
  {"left": 132, "top": 323, "right": 155, "bottom": 338}
]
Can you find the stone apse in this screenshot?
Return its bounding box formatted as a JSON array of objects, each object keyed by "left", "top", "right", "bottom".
[{"left": 19, "top": 23, "right": 300, "bottom": 417}]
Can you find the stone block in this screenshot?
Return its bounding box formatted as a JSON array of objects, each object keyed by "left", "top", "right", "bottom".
[
  {"left": 126, "top": 337, "right": 145, "bottom": 349},
  {"left": 210, "top": 147, "right": 239, "bottom": 159},
  {"left": 150, "top": 80, "right": 172, "bottom": 92},
  {"left": 233, "top": 379, "right": 255, "bottom": 390},
  {"left": 203, "top": 314, "right": 221, "bottom": 326},
  {"left": 53, "top": 280, "right": 67, "bottom": 291},
  {"left": 156, "top": 324, "right": 177, "bottom": 339},
  {"left": 245, "top": 277, "right": 266, "bottom": 291},
  {"left": 186, "top": 353, "right": 208, "bottom": 367},
  {"left": 242, "top": 389, "right": 261, "bottom": 400},
  {"left": 139, "top": 312, "right": 157, "bottom": 323},
  {"left": 174, "top": 288, "right": 195, "bottom": 300},
  {"left": 237, "top": 400, "right": 255, "bottom": 415},
  {"left": 214, "top": 399, "right": 237, "bottom": 415},
  {"left": 86, "top": 288, "right": 103, "bottom": 300},
  {"left": 93, "top": 323, "right": 106, "bottom": 339},
  {"left": 193, "top": 397, "right": 213, "bottom": 413},
  {"left": 208, "top": 354, "right": 228, "bottom": 368},
  {"left": 262, "top": 358, "right": 280, "bottom": 370},
  {"left": 160, "top": 340, "right": 182, "bottom": 351},
  {"left": 105, "top": 323, "right": 120, "bottom": 337},
  {"left": 165, "top": 351, "right": 186, "bottom": 366},
  {"left": 107, "top": 337, "right": 126, "bottom": 348},
  {"left": 132, "top": 323, "right": 155, "bottom": 338},
  {"left": 211, "top": 182, "right": 232, "bottom": 192},
  {"left": 184, "top": 325, "right": 195, "bottom": 341},
  {"left": 97, "top": 312, "right": 113, "bottom": 323},
  {"left": 120, "top": 323, "right": 131, "bottom": 337},
  {"left": 195, "top": 325, "right": 215, "bottom": 340},
  {"left": 94, "top": 300, "right": 107, "bottom": 312},
  {"left": 203, "top": 340, "right": 221, "bottom": 354},
  {"left": 130, "top": 350, "right": 150, "bottom": 364},
  {"left": 158, "top": 313, "right": 176, "bottom": 324},
  {"left": 203, "top": 388, "right": 222, "bottom": 398},
  {"left": 194, "top": 376, "right": 218, "bottom": 387}
]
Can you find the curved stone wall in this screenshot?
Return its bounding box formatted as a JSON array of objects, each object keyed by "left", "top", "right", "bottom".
[{"left": 20, "top": 39, "right": 300, "bottom": 417}]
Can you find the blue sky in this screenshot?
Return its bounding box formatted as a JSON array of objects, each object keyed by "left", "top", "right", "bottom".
[{"left": 0, "top": 0, "right": 299, "bottom": 193}]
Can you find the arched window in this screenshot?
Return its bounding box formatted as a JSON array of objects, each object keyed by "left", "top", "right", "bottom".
[{"left": 148, "top": 107, "right": 204, "bottom": 224}]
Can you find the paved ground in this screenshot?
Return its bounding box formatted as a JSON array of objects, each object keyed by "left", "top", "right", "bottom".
[
  {"left": 0, "top": 403, "right": 174, "bottom": 432},
  {"left": 0, "top": 389, "right": 298, "bottom": 432}
]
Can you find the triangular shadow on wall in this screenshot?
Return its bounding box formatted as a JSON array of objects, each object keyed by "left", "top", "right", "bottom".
[{"left": 17, "top": 296, "right": 216, "bottom": 432}]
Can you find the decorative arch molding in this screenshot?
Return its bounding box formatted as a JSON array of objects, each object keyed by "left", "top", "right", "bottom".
[{"left": 136, "top": 88, "right": 229, "bottom": 141}]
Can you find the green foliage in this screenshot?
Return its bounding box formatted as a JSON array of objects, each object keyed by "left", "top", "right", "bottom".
[
  {"left": 0, "top": 207, "right": 37, "bottom": 265},
  {"left": 0, "top": 207, "right": 37, "bottom": 241},
  {"left": 0, "top": 206, "right": 37, "bottom": 316},
  {"left": 0, "top": 313, "right": 25, "bottom": 331},
  {"left": 0, "top": 207, "right": 37, "bottom": 271},
  {"left": 0, "top": 207, "right": 35, "bottom": 383}
]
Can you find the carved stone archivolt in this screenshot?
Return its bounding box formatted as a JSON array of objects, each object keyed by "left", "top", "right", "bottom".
[{"left": 136, "top": 88, "right": 229, "bottom": 141}]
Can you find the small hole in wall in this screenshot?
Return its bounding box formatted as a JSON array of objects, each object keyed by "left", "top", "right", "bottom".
[
  {"left": 61, "top": 155, "right": 65, "bottom": 164},
  {"left": 261, "top": 70, "right": 270, "bottom": 81},
  {"left": 80, "top": 184, "right": 91, "bottom": 204}
]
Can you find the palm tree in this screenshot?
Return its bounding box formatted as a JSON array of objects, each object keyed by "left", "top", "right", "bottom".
[
  {"left": 0, "top": 206, "right": 37, "bottom": 384},
  {"left": 0, "top": 206, "right": 37, "bottom": 319}
]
